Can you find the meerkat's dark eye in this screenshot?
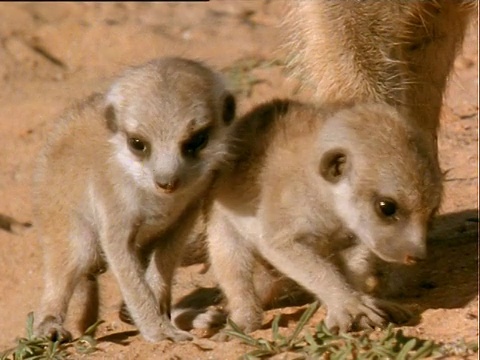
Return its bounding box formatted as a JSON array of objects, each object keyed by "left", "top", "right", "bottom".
[
  {"left": 182, "top": 128, "right": 210, "bottom": 157},
  {"left": 376, "top": 199, "right": 398, "bottom": 218},
  {"left": 127, "top": 137, "right": 149, "bottom": 156}
]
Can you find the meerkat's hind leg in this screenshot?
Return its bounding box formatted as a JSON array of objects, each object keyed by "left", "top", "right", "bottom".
[
  {"left": 208, "top": 213, "right": 263, "bottom": 335},
  {"left": 35, "top": 264, "right": 81, "bottom": 342},
  {"left": 253, "top": 257, "right": 314, "bottom": 309},
  {"left": 35, "top": 214, "right": 102, "bottom": 342},
  {"left": 35, "top": 224, "right": 95, "bottom": 342}
]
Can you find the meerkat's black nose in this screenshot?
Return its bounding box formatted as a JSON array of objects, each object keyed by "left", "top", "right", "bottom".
[{"left": 156, "top": 178, "right": 180, "bottom": 193}]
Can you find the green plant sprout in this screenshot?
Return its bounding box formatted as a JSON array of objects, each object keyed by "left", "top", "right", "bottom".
[
  {"left": 225, "top": 302, "right": 478, "bottom": 360},
  {"left": 0, "top": 313, "right": 104, "bottom": 360}
]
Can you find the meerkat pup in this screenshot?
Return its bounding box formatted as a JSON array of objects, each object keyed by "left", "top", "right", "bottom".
[
  {"left": 33, "top": 57, "right": 236, "bottom": 343},
  {"left": 207, "top": 100, "right": 442, "bottom": 334}
]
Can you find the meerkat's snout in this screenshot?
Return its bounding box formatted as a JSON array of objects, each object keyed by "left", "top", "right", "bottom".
[
  {"left": 156, "top": 178, "right": 180, "bottom": 193},
  {"left": 386, "top": 236, "right": 427, "bottom": 266},
  {"left": 399, "top": 221, "right": 428, "bottom": 265},
  {"left": 151, "top": 151, "right": 183, "bottom": 193}
]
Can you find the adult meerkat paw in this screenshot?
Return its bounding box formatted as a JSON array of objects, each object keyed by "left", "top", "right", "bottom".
[{"left": 35, "top": 316, "right": 72, "bottom": 343}]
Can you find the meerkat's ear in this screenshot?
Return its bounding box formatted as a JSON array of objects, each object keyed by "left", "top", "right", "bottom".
[
  {"left": 104, "top": 83, "right": 124, "bottom": 132},
  {"left": 319, "top": 148, "right": 349, "bottom": 183},
  {"left": 104, "top": 103, "right": 118, "bottom": 132},
  {"left": 222, "top": 93, "right": 236, "bottom": 125}
]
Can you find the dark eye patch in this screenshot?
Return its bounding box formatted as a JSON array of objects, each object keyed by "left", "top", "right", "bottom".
[{"left": 181, "top": 127, "right": 211, "bottom": 158}]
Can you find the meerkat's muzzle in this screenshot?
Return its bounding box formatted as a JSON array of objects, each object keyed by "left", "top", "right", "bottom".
[{"left": 156, "top": 178, "right": 180, "bottom": 193}]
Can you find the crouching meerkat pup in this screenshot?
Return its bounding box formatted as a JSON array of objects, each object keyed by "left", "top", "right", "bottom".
[
  {"left": 207, "top": 100, "right": 442, "bottom": 334},
  {"left": 33, "top": 57, "right": 236, "bottom": 343}
]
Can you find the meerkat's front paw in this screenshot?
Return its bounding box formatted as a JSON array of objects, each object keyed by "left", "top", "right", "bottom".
[
  {"left": 325, "top": 295, "right": 389, "bottom": 333},
  {"left": 373, "top": 298, "right": 413, "bottom": 325},
  {"left": 161, "top": 327, "right": 194, "bottom": 342},
  {"left": 142, "top": 321, "right": 193, "bottom": 343},
  {"left": 229, "top": 304, "right": 263, "bottom": 334},
  {"left": 35, "top": 315, "right": 72, "bottom": 343},
  {"left": 119, "top": 304, "right": 193, "bottom": 342},
  {"left": 209, "top": 305, "right": 263, "bottom": 342}
]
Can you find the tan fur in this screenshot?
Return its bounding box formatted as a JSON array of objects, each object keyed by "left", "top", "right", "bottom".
[
  {"left": 207, "top": 100, "right": 442, "bottom": 333},
  {"left": 284, "top": 0, "right": 475, "bottom": 140},
  {"left": 33, "top": 57, "right": 236, "bottom": 343}
]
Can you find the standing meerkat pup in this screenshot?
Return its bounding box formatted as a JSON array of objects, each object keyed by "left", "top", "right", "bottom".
[
  {"left": 33, "top": 57, "right": 236, "bottom": 343},
  {"left": 207, "top": 100, "right": 442, "bottom": 334}
]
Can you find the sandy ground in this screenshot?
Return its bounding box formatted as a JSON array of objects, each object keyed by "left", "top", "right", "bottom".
[{"left": 0, "top": 2, "right": 478, "bottom": 359}]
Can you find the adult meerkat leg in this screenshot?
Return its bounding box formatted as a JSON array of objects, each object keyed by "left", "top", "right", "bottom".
[
  {"left": 399, "top": 1, "right": 475, "bottom": 137},
  {"left": 285, "top": 0, "right": 475, "bottom": 136}
]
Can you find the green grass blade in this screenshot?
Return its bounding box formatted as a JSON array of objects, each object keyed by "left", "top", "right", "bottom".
[
  {"left": 224, "top": 319, "right": 258, "bottom": 346},
  {"left": 409, "top": 340, "right": 437, "bottom": 360},
  {"left": 396, "top": 338, "right": 417, "bottom": 360},
  {"left": 82, "top": 319, "right": 105, "bottom": 336},
  {"left": 287, "top": 302, "right": 319, "bottom": 346},
  {"left": 271, "top": 314, "right": 281, "bottom": 341},
  {"left": 25, "top": 312, "right": 35, "bottom": 340}
]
